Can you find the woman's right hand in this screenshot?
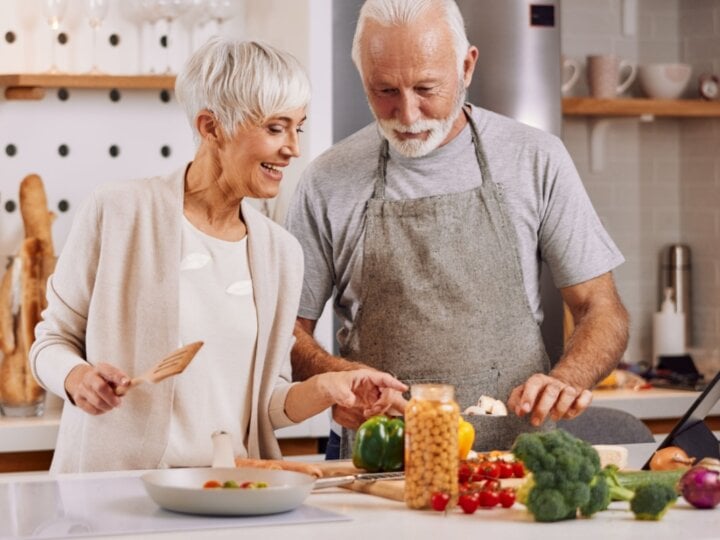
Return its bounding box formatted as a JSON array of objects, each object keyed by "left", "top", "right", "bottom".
[{"left": 64, "top": 363, "right": 131, "bottom": 415}]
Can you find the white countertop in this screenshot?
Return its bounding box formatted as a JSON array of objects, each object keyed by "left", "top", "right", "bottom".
[
  {"left": 1, "top": 443, "right": 717, "bottom": 540},
  {"left": 2, "top": 387, "right": 718, "bottom": 454},
  {"left": 592, "top": 387, "right": 720, "bottom": 419}
]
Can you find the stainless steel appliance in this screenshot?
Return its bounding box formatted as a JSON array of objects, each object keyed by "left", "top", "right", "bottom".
[
  {"left": 331, "top": 0, "right": 564, "bottom": 362},
  {"left": 659, "top": 244, "right": 693, "bottom": 348}
]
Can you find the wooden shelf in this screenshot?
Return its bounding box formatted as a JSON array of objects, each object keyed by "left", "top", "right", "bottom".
[
  {"left": 0, "top": 73, "right": 175, "bottom": 100},
  {"left": 563, "top": 97, "right": 720, "bottom": 118}
]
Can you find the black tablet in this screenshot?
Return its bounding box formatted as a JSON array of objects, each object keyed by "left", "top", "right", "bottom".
[{"left": 642, "top": 370, "right": 720, "bottom": 469}]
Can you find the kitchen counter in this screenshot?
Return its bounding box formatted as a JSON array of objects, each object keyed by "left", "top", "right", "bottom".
[
  {"left": 1, "top": 443, "right": 717, "bottom": 540},
  {"left": 593, "top": 387, "right": 720, "bottom": 420},
  {"left": 1, "top": 387, "right": 718, "bottom": 455}
]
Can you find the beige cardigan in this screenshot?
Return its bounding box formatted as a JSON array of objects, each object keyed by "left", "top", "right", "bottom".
[{"left": 29, "top": 167, "right": 303, "bottom": 473}]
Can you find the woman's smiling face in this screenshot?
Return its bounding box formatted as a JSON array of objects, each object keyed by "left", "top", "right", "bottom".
[{"left": 219, "top": 107, "right": 306, "bottom": 199}]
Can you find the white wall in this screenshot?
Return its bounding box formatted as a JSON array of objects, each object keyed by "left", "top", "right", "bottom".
[{"left": 561, "top": 0, "right": 720, "bottom": 366}]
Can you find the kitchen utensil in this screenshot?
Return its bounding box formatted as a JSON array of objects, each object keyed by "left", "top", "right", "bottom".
[
  {"left": 115, "top": 341, "right": 203, "bottom": 396},
  {"left": 639, "top": 63, "right": 691, "bottom": 99},
  {"left": 141, "top": 466, "right": 401, "bottom": 516}
]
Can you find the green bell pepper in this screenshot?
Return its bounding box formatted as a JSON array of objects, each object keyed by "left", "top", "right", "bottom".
[{"left": 352, "top": 415, "right": 404, "bottom": 472}]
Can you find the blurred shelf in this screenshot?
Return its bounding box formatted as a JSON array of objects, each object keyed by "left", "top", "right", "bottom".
[
  {"left": 0, "top": 73, "right": 176, "bottom": 100},
  {"left": 563, "top": 97, "right": 720, "bottom": 118}
]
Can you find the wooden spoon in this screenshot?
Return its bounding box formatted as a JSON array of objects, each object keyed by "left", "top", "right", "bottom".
[{"left": 115, "top": 341, "right": 203, "bottom": 396}]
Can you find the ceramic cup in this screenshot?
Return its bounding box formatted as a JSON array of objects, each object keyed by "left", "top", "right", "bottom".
[
  {"left": 561, "top": 56, "right": 581, "bottom": 95},
  {"left": 638, "top": 63, "right": 692, "bottom": 99},
  {"left": 587, "top": 54, "right": 637, "bottom": 98}
]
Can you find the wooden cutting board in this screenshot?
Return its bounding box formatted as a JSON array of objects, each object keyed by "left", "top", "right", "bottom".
[
  {"left": 312, "top": 460, "right": 523, "bottom": 503},
  {"left": 307, "top": 446, "right": 626, "bottom": 503},
  {"left": 312, "top": 460, "right": 405, "bottom": 501}
]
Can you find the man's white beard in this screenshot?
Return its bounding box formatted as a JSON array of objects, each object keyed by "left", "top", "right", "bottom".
[{"left": 376, "top": 85, "right": 466, "bottom": 158}]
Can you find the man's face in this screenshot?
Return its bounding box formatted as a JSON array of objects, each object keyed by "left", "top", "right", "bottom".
[{"left": 359, "top": 13, "right": 476, "bottom": 157}]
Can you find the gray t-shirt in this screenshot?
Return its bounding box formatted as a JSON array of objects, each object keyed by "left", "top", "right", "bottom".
[{"left": 286, "top": 105, "right": 624, "bottom": 350}]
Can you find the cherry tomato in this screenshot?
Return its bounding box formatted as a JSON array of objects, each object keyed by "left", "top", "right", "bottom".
[
  {"left": 430, "top": 492, "right": 450, "bottom": 512},
  {"left": 458, "top": 493, "right": 480, "bottom": 514},
  {"left": 512, "top": 461, "right": 525, "bottom": 478},
  {"left": 478, "top": 489, "right": 500, "bottom": 508},
  {"left": 499, "top": 488, "right": 516, "bottom": 508},
  {"left": 480, "top": 461, "right": 500, "bottom": 479},
  {"left": 458, "top": 461, "right": 473, "bottom": 483},
  {"left": 498, "top": 461, "right": 514, "bottom": 479},
  {"left": 240, "top": 481, "right": 253, "bottom": 489},
  {"left": 470, "top": 462, "right": 484, "bottom": 482},
  {"left": 203, "top": 480, "right": 222, "bottom": 489},
  {"left": 482, "top": 479, "right": 501, "bottom": 492}
]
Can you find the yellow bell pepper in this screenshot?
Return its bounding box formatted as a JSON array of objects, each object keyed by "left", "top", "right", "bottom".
[{"left": 458, "top": 418, "right": 475, "bottom": 460}]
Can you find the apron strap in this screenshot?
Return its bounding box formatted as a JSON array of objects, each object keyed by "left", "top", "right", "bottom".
[
  {"left": 464, "top": 105, "right": 492, "bottom": 187},
  {"left": 372, "top": 139, "right": 390, "bottom": 199}
]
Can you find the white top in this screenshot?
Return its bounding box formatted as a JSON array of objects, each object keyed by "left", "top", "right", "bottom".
[{"left": 161, "top": 217, "right": 258, "bottom": 467}]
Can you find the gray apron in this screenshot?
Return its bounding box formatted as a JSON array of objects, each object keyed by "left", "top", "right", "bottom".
[{"left": 339, "top": 107, "right": 554, "bottom": 457}]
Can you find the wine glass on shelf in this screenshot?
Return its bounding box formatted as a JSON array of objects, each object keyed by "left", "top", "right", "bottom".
[
  {"left": 133, "top": 0, "right": 164, "bottom": 74},
  {"left": 189, "top": 0, "right": 211, "bottom": 52},
  {"left": 41, "top": 0, "right": 69, "bottom": 73},
  {"left": 157, "top": 0, "right": 192, "bottom": 74},
  {"left": 85, "top": 0, "right": 110, "bottom": 74},
  {"left": 207, "top": 0, "right": 235, "bottom": 35}
]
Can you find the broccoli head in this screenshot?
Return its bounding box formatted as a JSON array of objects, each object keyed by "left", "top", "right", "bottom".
[
  {"left": 512, "top": 429, "right": 610, "bottom": 522},
  {"left": 630, "top": 483, "right": 677, "bottom": 521}
]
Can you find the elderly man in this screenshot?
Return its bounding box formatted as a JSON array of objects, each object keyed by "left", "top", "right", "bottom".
[{"left": 286, "top": 0, "right": 629, "bottom": 455}]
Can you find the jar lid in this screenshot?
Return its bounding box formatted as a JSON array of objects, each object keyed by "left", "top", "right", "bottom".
[{"left": 410, "top": 383, "right": 455, "bottom": 400}]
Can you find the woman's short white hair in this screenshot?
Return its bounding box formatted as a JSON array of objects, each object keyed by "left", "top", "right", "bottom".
[
  {"left": 175, "top": 37, "right": 310, "bottom": 141},
  {"left": 351, "top": 0, "right": 469, "bottom": 77}
]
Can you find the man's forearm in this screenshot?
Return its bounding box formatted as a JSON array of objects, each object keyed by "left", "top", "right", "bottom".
[
  {"left": 291, "top": 321, "right": 363, "bottom": 381},
  {"left": 550, "top": 291, "right": 629, "bottom": 390}
]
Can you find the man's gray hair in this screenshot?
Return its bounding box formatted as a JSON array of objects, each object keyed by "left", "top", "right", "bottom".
[
  {"left": 175, "top": 37, "right": 310, "bottom": 141},
  {"left": 351, "top": 0, "right": 469, "bottom": 76}
]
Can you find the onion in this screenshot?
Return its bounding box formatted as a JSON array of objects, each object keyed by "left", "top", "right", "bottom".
[
  {"left": 649, "top": 446, "right": 695, "bottom": 471},
  {"left": 679, "top": 458, "right": 720, "bottom": 509}
]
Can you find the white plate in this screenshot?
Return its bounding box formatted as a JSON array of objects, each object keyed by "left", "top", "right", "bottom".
[{"left": 141, "top": 467, "right": 315, "bottom": 516}]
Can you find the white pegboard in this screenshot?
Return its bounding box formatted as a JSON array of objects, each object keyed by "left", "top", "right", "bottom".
[{"left": 0, "top": 88, "right": 195, "bottom": 263}]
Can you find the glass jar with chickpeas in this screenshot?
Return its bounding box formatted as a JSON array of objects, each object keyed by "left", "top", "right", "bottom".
[{"left": 404, "top": 383, "right": 459, "bottom": 510}]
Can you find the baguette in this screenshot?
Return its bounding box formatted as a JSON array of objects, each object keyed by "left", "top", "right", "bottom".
[
  {"left": 234, "top": 457, "right": 323, "bottom": 478},
  {"left": 19, "top": 174, "right": 55, "bottom": 296},
  {"left": 0, "top": 262, "right": 15, "bottom": 356},
  {"left": 0, "top": 348, "right": 27, "bottom": 406},
  {"left": 19, "top": 238, "right": 43, "bottom": 362}
]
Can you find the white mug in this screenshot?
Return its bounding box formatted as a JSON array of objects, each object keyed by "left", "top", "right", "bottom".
[
  {"left": 561, "top": 56, "right": 581, "bottom": 95},
  {"left": 587, "top": 54, "right": 637, "bottom": 98}
]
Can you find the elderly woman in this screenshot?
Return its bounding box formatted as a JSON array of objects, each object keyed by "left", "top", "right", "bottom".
[{"left": 29, "top": 37, "right": 405, "bottom": 473}]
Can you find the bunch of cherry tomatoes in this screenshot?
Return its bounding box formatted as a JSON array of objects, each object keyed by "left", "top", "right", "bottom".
[{"left": 430, "top": 456, "right": 526, "bottom": 515}]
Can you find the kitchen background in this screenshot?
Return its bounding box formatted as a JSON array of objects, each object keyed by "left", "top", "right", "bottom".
[{"left": 0, "top": 0, "right": 718, "bottom": 396}]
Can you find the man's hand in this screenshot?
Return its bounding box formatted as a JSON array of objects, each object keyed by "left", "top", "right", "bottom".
[
  {"left": 332, "top": 387, "right": 407, "bottom": 429},
  {"left": 507, "top": 373, "right": 593, "bottom": 426},
  {"left": 64, "top": 363, "right": 130, "bottom": 415}
]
